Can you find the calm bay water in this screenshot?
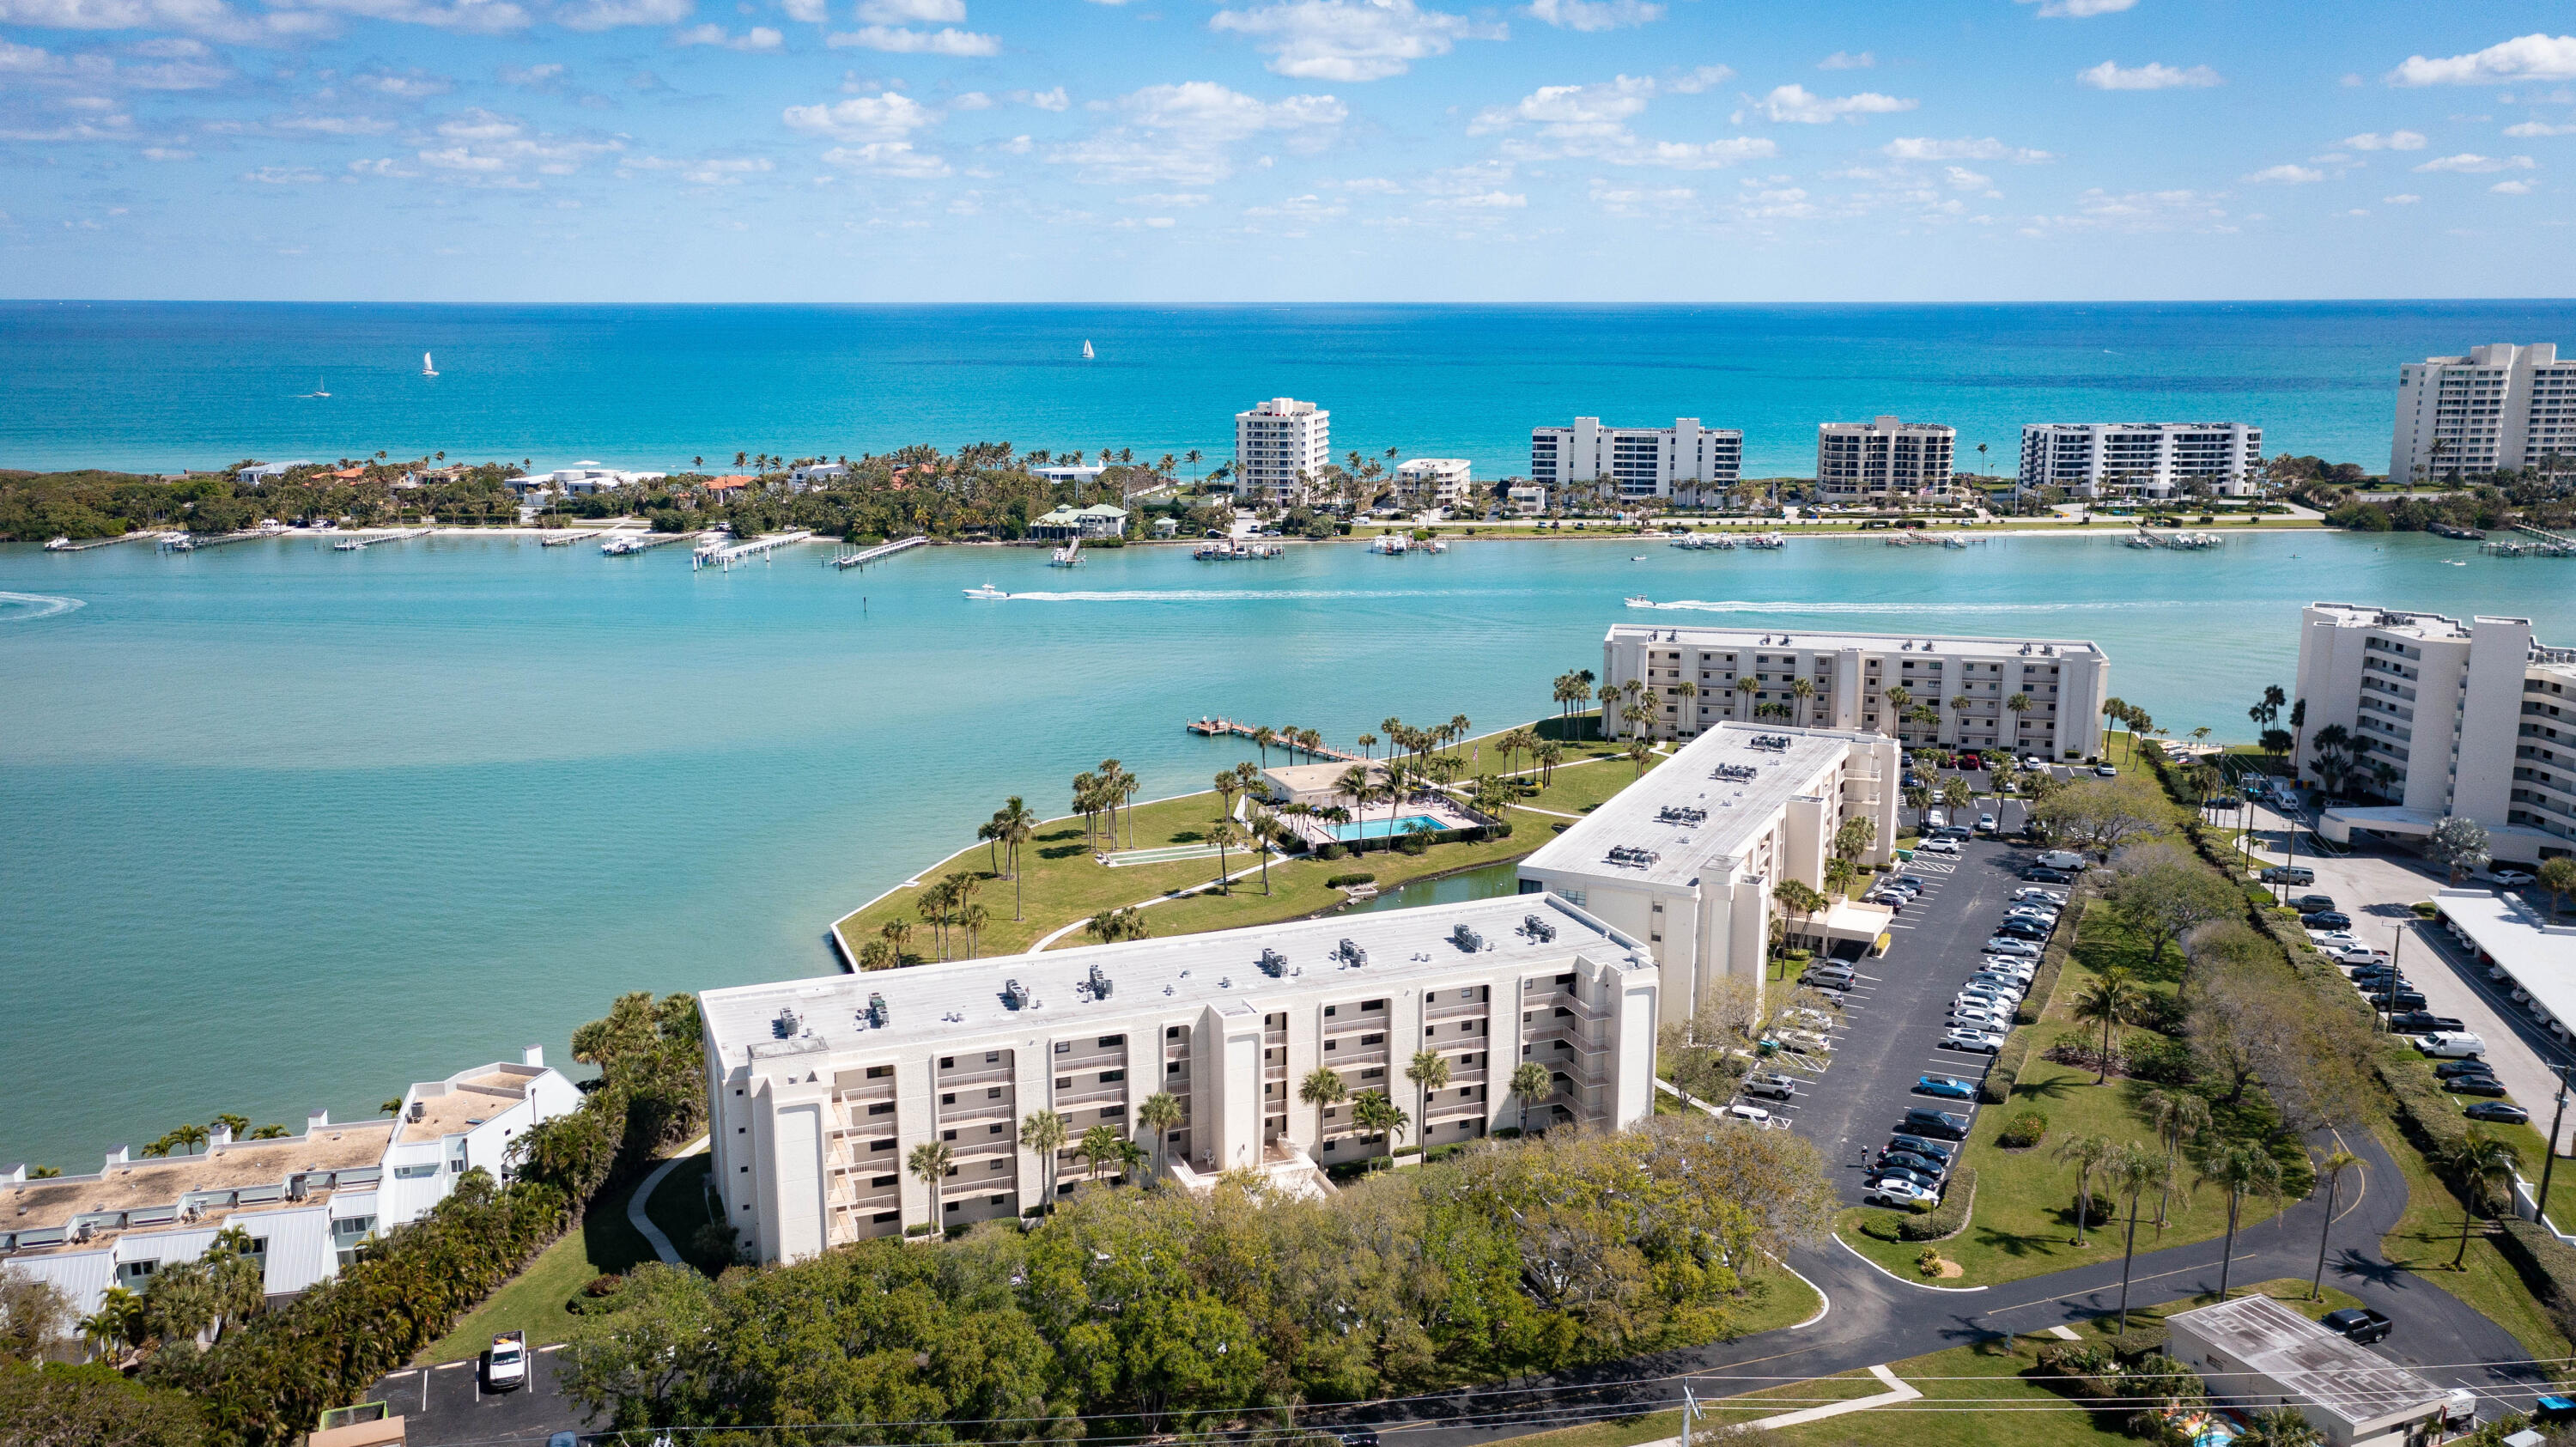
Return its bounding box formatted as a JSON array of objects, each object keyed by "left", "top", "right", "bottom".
[
  {"left": 3, "top": 528, "right": 2568, "bottom": 1168},
  {"left": 10, "top": 300, "right": 2576, "bottom": 475}
]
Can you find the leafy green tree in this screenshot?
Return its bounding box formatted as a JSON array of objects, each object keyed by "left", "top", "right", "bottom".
[
  {"left": 2427, "top": 815, "right": 2492, "bottom": 885},
  {"left": 2542, "top": 856, "right": 2576, "bottom": 921}
]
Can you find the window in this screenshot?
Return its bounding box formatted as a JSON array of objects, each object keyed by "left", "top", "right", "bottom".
[
  {"left": 871, "top": 1140, "right": 896, "bottom": 1152},
  {"left": 393, "top": 1162, "right": 440, "bottom": 1179},
  {"left": 866, "top": 1065, "right": 893, "bottom": 1079},
  {"left": 874, "top": 1210, "right": 900, "bottom": 1224},
  {"left": 941, "top": 1092, "right": 957, "bottom": 1105},
  {"left": 872, "top": 1174, "right": 897, "bottom": 1188},
  {"left": 868, "top": 1103, "right": 894, "bottom": 1116},
  {"left": 943, "top": 1129, "right": 958, "bottom": 1141},
  {"left": 1054, "top": 1042, "right": 1071, "bottom": 1055},
  {"left": 1166, "top": 1026, "right": 1182, "bottom": 1039},
  {"left": 1097, "top": 1034, "right": 1125, "bottom": 1048},
  {"left": 985, "top": 1051, "right": 1000, "bottom": 1063},
  {"left": 118, "top": 1260, "right": 159, "bottom": 1284},
  {"left": 1100, "top": 1069, "right": 1126, "bottom": 1083},
  {"left": 939, "top": 1057, "right": 954, "bottom": 1070},
  {"left": 1324, "top": 1005, "right": 1337, "bottom": 1018}
]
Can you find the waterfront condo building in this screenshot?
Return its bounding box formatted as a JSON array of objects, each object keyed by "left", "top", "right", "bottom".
[
  {"left": 1235, "top": 397, "right": 1331, "bottom": 507},
  {"left": 1518, "top": 722, "right": 1901, "bottom": 1021},
  {"left": 2391, "top": 343, "right": 2576, "bottom": 483},
  {"left": 699, "top": 896, "right": 1661, "bottom": 1263},
  {"left": 1814, "top": 417, "right": 1957, "bottom": 502},
  {"left": 1392, "top": 458, "right": 1473, "bottom": 510},
  {"left": 0, "top": 1050, "right": 576, "bottom": 1320},
  {"left": 2293, "top": 603, "right": 2576, "bottom": 864},
  {"left": 1598, "top": 623, "right": 2111, "bottom": 763},
  {"left": 2016, "top": 423, "right": 2265, "bottom": 498},
  {"left": 1527, "top": 418, "right": 1742, "bottom": 506}
]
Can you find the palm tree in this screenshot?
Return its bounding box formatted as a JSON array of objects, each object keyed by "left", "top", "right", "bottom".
[
  {"left": 2143, "top": 1090, "right": 2211, "bottom": 1230},
  {"left": 2053, "top": 1133, "right": 2115, "bottom": 1246},
  {"left": 1252, "top": 725, "right": 1277, "bottom": 768},
  {"left": 908, "top": 1140, "right": 952, "bottom": 1225},
  {"left": 1298, "top": 1066, "right": 1347, "bottom": 1150},
  {"left": 2444, "top": 1131, "right": 2524, "bottom": 1269},
  {"left": 2197, "top": 1140, "right": 2286, "bottom": 1298},
  {"left": 1791, "top": 676, "right": 1814, "bottom": 727},
  {"left": 1186, "top": 447, "right": 1202, "bottom": 481},
  {"left": 2308, "top": 1147, "right": 2362, "bottom": 1301},
  {"left": 1735, "top": 673, "right": 1758, "bottom": 719},
  {"left": 2106, "top": 1140, "right": 2169, "bottom": 1330},
  {"left": 1245, "top": 806, "right": 1281, "bottom": 894},
  {"left": 2005, "top": 691, "right": 2032, "bottom": 745},
  {"left": 2073, "top": 969, "right": 2140, "bottom": 1084},
  {"left": 1948, "top": 692, "right": 1972, "bottom": 745},
  {"left": 1137, "top": 1091, "right": 1184, "bottom": 1182},
  {"left": 1021, "top": 1108, "right": 1068, "bottom": 1210},
  {"left": 1349, "top": 1090, "right": 1408, "bottom": 1170},
  {"left": 1406, "top": 1049, "right": 1451, "bottom": 1152},
  {"left": 1773, "top": 879, "right": 1828, "bottom": 952},
  {"left": 1076, "top": 1122, "right": 1125, "bottom": 1183},
  {"left": 1207, "top": 818, "right": 1243, "bottom": 891},
  {"left": 1509, "top": 1061, "right": 1553, "bottom": 1135},
  {"left": 2238, "top": 1407, "right": 2324, "bottom": 1447},
  {"left": 379, "top": 1098, "right": 404, "bottom": 1118},
  {"left": 959, "top": 903, "right": 987, "bottom": 958},
  {"left": 994, "top": 796, "right": 1037, "bottom": 919},
  {"left": 1881, "top": 684, "right": 1911, "bottom": 737},
  {"left": 879, "top": 917, "right": 913, "bottom": 965}
]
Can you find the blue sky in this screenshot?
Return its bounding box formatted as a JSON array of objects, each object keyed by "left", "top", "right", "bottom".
[{"left": 3, "top": 0, "right": 2573, "bottom": 300}]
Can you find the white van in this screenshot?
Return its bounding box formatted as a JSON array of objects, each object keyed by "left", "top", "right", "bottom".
[
  {"left": 2035, "top": 850, "right": 2087, "bottom": 872},
  {"left": 2417, "top": 1031, "right": 2487, "bottom": 1059}
]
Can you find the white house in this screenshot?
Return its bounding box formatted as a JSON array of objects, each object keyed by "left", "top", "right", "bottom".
[
  {"left": 1508, "top": 483, "right": 1550, "bottom": 515},
  {"left": 1392, "top": 459, "right": 1473, "bottom": 511},
  {"left": 2166, "top": 1295, "right": 2448, "bottom": 1447},
  {"left": 236, "top": 461, "right": 315, "bottom": 485},
  {"left": 376, "top": 1050, "right": 585, "bottom": 1226},
  {"left": 1029, "top": 503, "right": 1129, "bottom": 540},
  {"left": 787, "top": 463, "right": 850, "bottom": 491}
]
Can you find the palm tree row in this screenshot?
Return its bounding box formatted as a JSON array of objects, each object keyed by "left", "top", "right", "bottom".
[{"left": 914, "top": 870, "right": 987, "bottom": 960}]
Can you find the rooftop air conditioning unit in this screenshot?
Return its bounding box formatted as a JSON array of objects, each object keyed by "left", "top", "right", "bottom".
[
  {"left": 1258, "top": 948, "right": 1287, "bottom": 978},
  {"left": 406, "top": 1100, "right": 425, "bottom": 1123},
  {"left": 1450, "top": 925, "right": 1484, "bottom": 953},
  {"left": 864, "top": 993, "right": 889, "bottom": 1029},
  {"left": 1002, "top": 979, "right": 1030, "bottom": 1010},
  {"left": 1087, "top": 963, "right": 1115, "bottom": 1000},
  {"left": 1524, "top": 915, "right": 1556, "bottom": 943},
  {"left": 1337, "top": 938, "right": 1367, "bottom": 968},
  {"left": 772, "top": 1007, "right": 801, "bottom": 1040}
]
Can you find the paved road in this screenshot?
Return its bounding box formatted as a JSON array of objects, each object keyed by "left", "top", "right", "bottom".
[{"left": 375, "top": 1344, "right": 589, "bottom": 1447}]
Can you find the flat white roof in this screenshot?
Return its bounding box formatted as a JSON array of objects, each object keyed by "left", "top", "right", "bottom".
[
  {"left": 1520, "top": 723, "right": 1861, "bottom": 888},
  {"left": 1610, "top": 622, "right": 2101, "bottom": 660},
  {"left": 2434, "top": 889, "right": 2576, "bottom": 1028},
  {"left": 2169, "top": 1294, "right": 2445, "bottom": 1429},
  {"left": 702, "top": 894, "right": 1648, "bottom": 1068}
]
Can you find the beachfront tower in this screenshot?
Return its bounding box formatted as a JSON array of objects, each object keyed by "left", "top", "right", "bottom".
[
  {"left": 1814, "top": 416, "right": 1956, "bottom": 502},
  {"left": 2391, "top": 343, "right": 2576, "bottom": 484},
  {"left": 1527, "top": 418, "right": 1741, "bottom": 508},
  {"left": 1234, "top": 397, "right": 1331, "bottom": 508}
]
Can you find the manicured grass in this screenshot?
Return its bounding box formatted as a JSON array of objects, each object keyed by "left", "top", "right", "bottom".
[
  {"left": 832, "top": 718, "right": 1641, "bottom": 962},
  {"left": 1840, "top": 903, "right": 2300, "bottom": 1286},
  {"left": 2372, "top": 1119, "right": 2576, "bottom": 1365},
  {"left": 417, "top": 1170, "right": 661, "bottom": 1364},
  {"left": 1512, "top": 750, "right": 1664, "bottom": 818}
]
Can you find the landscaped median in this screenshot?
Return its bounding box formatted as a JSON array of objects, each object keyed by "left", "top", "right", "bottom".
[{"left": 828, "top": 718, "right": 1643, "bottom": 962}]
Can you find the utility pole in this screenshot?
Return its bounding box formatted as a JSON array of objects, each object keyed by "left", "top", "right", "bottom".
[
  {"left": 2541, "top": 1067, "right": 2572, "bottom": 1225},
  {"left": 1681, "top": 1383, "right": 1700, "bottom": 1447}
]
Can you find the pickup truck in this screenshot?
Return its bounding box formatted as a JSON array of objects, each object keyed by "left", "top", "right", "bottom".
[{"left": 487, "top": 1330, "right": 528, "bottom": 1392}]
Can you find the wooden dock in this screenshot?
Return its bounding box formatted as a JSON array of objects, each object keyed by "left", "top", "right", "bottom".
[
  {"left": 833, "top": 534, "right": 929, "bottom": 570},
  {"left": 46, "top": 531, "right": 166, "bottom": 553},
  {"left": 695, "top": 529, "right": 815, "bottom": 570},
  {"left": 603, "top": 530, "right": 697, "bottom": 554},
  {"left": 1185, "top": 717, "right": 1366, "bottom": 763}
]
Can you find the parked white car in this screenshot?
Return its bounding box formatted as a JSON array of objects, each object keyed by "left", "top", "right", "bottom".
[
  {"left": 1984, "top": 938, "right": 2043, "bottom": 958},
  {"left": 1918, "top": 838, "right": 1963, "bottom": 856},
  {"left": 2014, "top": 887, "right": 2069, "bottom": 905},
  {"left": 1865, "top": 1179, "right": 1942, "bottom": 1210},
  {"left": 1941, "top": 1028, "right": 2008, "bottom": 1053}
]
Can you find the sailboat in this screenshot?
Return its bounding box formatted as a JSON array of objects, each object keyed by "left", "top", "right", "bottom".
[
  {"left": 301, "top": 376, "right": 330, "bottom": 398},
  {"left": 421, "top": 351, "right": 439, "bottom": 378},
  {"left": 1081, "top": 339, "right": 1095, "bottom": 360}
]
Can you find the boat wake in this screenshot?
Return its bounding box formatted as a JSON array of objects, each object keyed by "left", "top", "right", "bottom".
[
  {"left": 1637, "top": 598, "right": 2193, "bottom": 614},
  {"left": 990, "top": 587, "right": 1469, "bottom": 604},
  {"left": 0, "top": 591, "right": 85, "bottom": 623}
]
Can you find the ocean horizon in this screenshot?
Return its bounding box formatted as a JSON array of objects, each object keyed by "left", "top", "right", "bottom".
[{"left": 10, "top": 298, "right": 2576, "bottom": 477}]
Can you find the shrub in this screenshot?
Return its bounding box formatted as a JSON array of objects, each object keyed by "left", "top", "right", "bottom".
[
  {"left": 1997, "top": 1110, "right": 2048, "bottom": 1149},
  {"left": 2125, "top": 1035, "right": 2197, "bottom": 1086},
  {"left": 2496, "top": 1218, "right": 2576, "bottom": 1344},
  {"left": 2071, "top": 1189, "right": 2115, "bottom": 1229},
  {"left": 1916, "top": 1247, "right": 1946, "bottom": 1277},
  {"left": 1394, "top": 833, "right": 1430, "bottom": 855},
  {"left": 904, "top": 1223, "right": 935, "bottom": 1237},
  {"left": 1894, "top": 1168, "right": 1976, "bottom": 1241},
  {"left": 1315, "top": 842, "right": 1347, "bottom": 861},
  {"left": 1326, "top": 872, "right": 1377, "bottom": 889},
  {"left": 582, "top": 1274, "right": 625, "bottom": 1298}
]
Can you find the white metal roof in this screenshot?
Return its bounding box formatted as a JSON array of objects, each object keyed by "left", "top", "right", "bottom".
[
  {"left": 2168, "top": 1294, "right": 2445, "bottom": 1428},
  {"left": 1608, "top": 621, "right": 2102, "bottom": 660},
  {"left": 2434, "top": 889, "right": 2576, "bottom": 1029},
  {"left": 1520, "top": 723, "right": 1854, "bottom": 888}
]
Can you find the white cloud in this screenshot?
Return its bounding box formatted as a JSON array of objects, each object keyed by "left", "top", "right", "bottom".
[
  {"left": 274, "top": 112, "right": 397, "bottom": 133},
  {"left": 950, "top": 90, "right": 993, "bottom": 108},
  {"left": 855, "top": 0, "right": 959, "bottom": 18},
  {"left": 2242, "top": 163, "right": 2324, "bottom": 184},
  {"left": 267, "top": 0, "right": 530, "bottom": 32},
  {"left": 783, "top": 88, "right": 936, "bottom": 138},
  {"left": 1523, "top": 0, "right": 1658, "bottom": 33},
  {"left": 244, "top": 164, "right": 325, "bottom": 182},
  {"left": 1737, "top": 82, "right": 1916, "bottom": 124},
  {"left": 2493, "top": 179, "right": 2534, "bottom": 193},
  {"left": 2077, "top": 60, "right": 2221, "bottom": 90},
  {"left": 1474, "top": 73, "right": 1777, "bottom": 168},
  {"left": 500, "top": 62, "right": 564, "bottom": 85},
  {"left": 1881, "top": 136, "right": 2054, "bottom": 163},
  {"left": 826, "top": 24, "right": 997, "bottom": 54},
  {"left": 552, "top": 0, "right": 686, "bottom": 29},
  {"left": 1209, "top": 0, "right": 1502, "bottom": 82},
  {"left": 1048, "top": 80, "right": 1344, "bottom": 184},
  {"left": 141, "top": 143, "right": 191, "bottom": 157},
  {"left": 1817, "top": 51, "right": 1873, "bottom": 70},
  {"left": 355, "top": 70, "right": 453, "bottom": 97},
  {"left": 2382, "top": 192, "right": 2421, "bottom": 203},
  {"left": 1942, "top": 164, "right": 1991, "bottom": 190},
  {"left": 780, "top": 0, "right": 823, "bottom": 19},
  {"left": 1017, "top": 86, "right": 1067, "bottom": 110},
  {"left": 2342, "top": 129, "right": 2426, "bottom": 150},
  {"left": 2387, "top": 34, "right": 2576, "bottom": 88},
  {"left": 1121, "top": 191, "right": 1210, "bottom": 205},
  {"left": 673, "top": 22, "right": 781, "bottom": 47},
  {"left": 1427, "top": 188, "right": 1523, "bottom": 208},
  {"left": 1662, "top": 64, "right": 1730, "bottom": 93},
  {"left": 2506, "top": 119, "right": 2576, "bottom": 137},
  {"left": 2014, "top": 0, "right": 2135, "bottom": 15},
  {"left": 819, "top": 139, "right": 945, "bottom": 175},
  {"left": 623, "top": 153, "right": 775, "bottom": 183},
  {"left": 0, "top": 0, "right": 327, "bottom": 41},
  {"left": 2413, "top": 151, "right": 2535, "bottom": 173}
]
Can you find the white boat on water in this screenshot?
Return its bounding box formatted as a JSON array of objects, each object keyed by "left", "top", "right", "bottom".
[
  {"left": 1370, "top": 534, "right": 1408, "bottom": 554},
  {"left": 1745, "top": 532, "right": 1786, "bottom": 549},
  {"left": 1624, "top": 594, "right": 1653, "bottom": 608},
  {"left": 1420, "top": 538, "right": 1448, "bottom": 554},
  {"left": 1049, "top": 538, "right": 1083, "bottom": 567},
  {"left": 1082, "top": 340, "right": 1095, "bottom": 360},
  {"left": 422, "top": 351, "right": 439, "bottom": 378},
  {"left": 333, "top": 537, "right": 367, "bottom": 551},
  {"left": 963, "top": 583, "right": 1010, "bottom": 600},
  {"left": 44, "top": 537, "right": 71, "bottom": 551}
]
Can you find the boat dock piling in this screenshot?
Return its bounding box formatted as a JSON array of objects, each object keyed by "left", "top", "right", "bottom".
[
  {"left": 50, "top": 532, "right": 167, "bottom": 552},
  {"left": 602, "top": 531, "right": 698, "bottom": 555},
  {"left": 1185, "top": 717, "right": 1367, "bottom": 763},
  {"left": 695, "top": 529, "right": 816, "bottom": 571},
  {"left": 833, "top": 535, "right": 929, "bottom": 570},
  {"left": 540, "top": 527, "right": 611, "bottom": 547}
]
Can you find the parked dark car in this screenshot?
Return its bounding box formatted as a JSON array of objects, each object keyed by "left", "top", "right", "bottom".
[
  {"left": 1993, "top": 920, "right": 2050, "bottom": 940},
  {"left": 2436, "top": 1058, "right": 2500, "bottom": 1080},
  {"left": 2391, "top": 1012, "right": 2467, "bottom": 1036},
  {"left": 1887, "top": 1134, "right": 1959, "bottom": 1163},
  {"left": 2260, "top": 865, "right": 2315, "bottom": 885},
  {"left": 2024, "top": 867, "right": 2075, "bottom": 884},
  {"left": 2464, "top": 1101, "right": 2531, "bottom": 1124},
  {"left": 2445, "top": 1076, "right": 2511, "bottom": 1097},
  {"left": 2292, "top": 894, "right": 2338, "bottom": 914},
  {"left": 2385, "top": 989, "right": 2429, "bottom": 1011},
  {"left": 2301, "top": 910, "right": 2354, "bottom": 930},
  {"left": 1901, "top": 1108, "right": 1971, "bottom": 1140},
  {"left": 1880, "top": 1149, "right": 1950, "bottom": 1179},
  {"left": 2320, "top": 1307, "right": 2392, "bottom": 1345},
  {"left": 1872, "top": 1165, "right": 1943, "bottom": 1193}
]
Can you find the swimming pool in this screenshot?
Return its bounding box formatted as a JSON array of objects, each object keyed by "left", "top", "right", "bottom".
[{"left": 1334, "top": 815, "right": 1449, "bottom": 842}]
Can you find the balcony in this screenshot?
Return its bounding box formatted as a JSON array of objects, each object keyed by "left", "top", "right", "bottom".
[
  {"left": 938, "top": 1061, "right": 1013, "bottom": 1090},
  {"left": 937, "top": 1097, "right": 1016, "bottom": 1127},
  {"left": 1425, "top": 994, "right": 1490, "bottom": 1022},
  {"left": 1054, "top": 1078, "right": 1129, "bottom": 1109},
  {"left": 835, "top": 1079, "right": 896, "bottom": 1108}
]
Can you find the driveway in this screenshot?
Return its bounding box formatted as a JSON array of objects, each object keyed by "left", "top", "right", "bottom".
[{"left": 368, "top": 1344, "right": 592, "bottom": 1447}]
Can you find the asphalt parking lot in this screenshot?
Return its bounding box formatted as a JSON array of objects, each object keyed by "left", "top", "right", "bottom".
[
  {"left": 367, "top": 1344, "right": 590, "bottom": 1446},
  {"left": 1752, "top": 836, "right": 2050, "bottom": 1207}
]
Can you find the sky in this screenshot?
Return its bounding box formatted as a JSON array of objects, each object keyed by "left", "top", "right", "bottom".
[{"left": 3, "top": 0, "right": 2574, "bottom": 300}]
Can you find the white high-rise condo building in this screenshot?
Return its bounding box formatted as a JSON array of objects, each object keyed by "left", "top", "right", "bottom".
[
  {"left": 1815, "top": 417, "right": 1956, "bottom": 502},
  {"left": 1519, "top": 721, "right": 1901, "bottom": 1020},
  {"left": 700, "top": 896, "right": 1662, "bottom": 1262},
  {"left": 1528, "top": 418, "right": 1742, "bottom": 506},
  {"left": 1393, "top": 458, "right": 1473, "bottom": 510},
  {"left": 2293, "top": 603, "right": 2576, "bottom": 865},
  {"left": 1599, "top": 623, "right": 2111, "bottom": 763},
  {"left": 1234, "top": 397, "right": 1331, "bottom": 507},
  {"left": 2018, "top": 423, "right": 2265, "bottom": 499},
  {"left": 2391, "top": 343, "right": 2576, "bottom": 483}
]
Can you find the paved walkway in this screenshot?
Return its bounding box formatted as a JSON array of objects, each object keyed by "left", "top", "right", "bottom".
[{"left": 626, "top": 1137, "right": 708, "bottom": 1267}]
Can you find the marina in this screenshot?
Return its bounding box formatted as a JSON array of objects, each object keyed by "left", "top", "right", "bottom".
[
  {"left": 43, "top": 532, "right": 165, "bottom": 553},
  {"left": 692, "top": 529, "right": 815, "bottom": 570},
  {"left": 2129, "top": 526, "right": 2226, "bottom": 550},
  {"left": 604, "top": 530, "right": 700, "bottom": 555},
  {"left": 1193, "top": 539, "right": 1284, "bottom": 560},
  {"left": 831, "top": 534, "right": 929, "bottom": 569}
]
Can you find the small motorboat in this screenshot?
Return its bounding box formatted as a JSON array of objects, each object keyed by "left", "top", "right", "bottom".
[
  {"left": 44, "top": 537, "right": 71, "bottom": 550},
  {"left": 1629, "top": 554, "right": 1648, "bottom": 562},
  {"left": 333, "top": 537, "right": 367, "bottom": 551},
  {"left": 1624, "top": 595, "right": 1653, "bottom": 608},
  {"left": 963, "top": 583, "right": 1010, "bottom": 600}
]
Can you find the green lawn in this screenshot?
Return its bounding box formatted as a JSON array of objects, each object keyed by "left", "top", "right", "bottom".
[
  {"left": 832, "top": 717, "right": 1638, "bottom": 962},
  {"left": 2372, "top": 1120, "right": 2576, "bottom": 1365},
  {"left": 1840, "top": 903, "right": 2300, "bottom": 1286},
  {"left": 416, "top": 1164, "right": 672, "bottom": 1364}
]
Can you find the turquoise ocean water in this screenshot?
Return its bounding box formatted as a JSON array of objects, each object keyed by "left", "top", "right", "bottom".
[
  {"left": 3, "top": 529, "right": 2570, "bottom": 1168},
  {"left": 7, "top": 300, "right": 2576, "bottom": 1168}
]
